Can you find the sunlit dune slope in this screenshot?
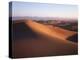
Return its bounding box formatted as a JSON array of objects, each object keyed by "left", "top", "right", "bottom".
[
  {"left": 47, "top": 25, "right": 77, "bottom": 39},
  {"left": 25, "top": 20, "right": 77, "bottom": 41}
]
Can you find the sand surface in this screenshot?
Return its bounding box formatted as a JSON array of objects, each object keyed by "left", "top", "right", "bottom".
[{"left": 12, "top": 20, "right": 78, "bottom": 58}]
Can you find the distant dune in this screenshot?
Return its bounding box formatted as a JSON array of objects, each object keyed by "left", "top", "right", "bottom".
[{"left": 12, "top": 20, "right": 78, "bottom": 58}]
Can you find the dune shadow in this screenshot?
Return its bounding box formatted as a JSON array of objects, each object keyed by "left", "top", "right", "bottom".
[
  {"left": 12, "top": 21, "right": 38, "bottom": 40},
  {"left": 67, "top": 34, "right": 78, "bottom": 43}
]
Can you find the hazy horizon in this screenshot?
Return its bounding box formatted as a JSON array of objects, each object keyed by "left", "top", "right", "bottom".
[{"left": 10, "top": 1, "right": 78, "bottom": 19}]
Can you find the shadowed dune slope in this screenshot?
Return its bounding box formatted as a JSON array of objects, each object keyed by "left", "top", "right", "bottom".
[
  {"left": 12, "top": 21, "right": 39, "bottom": 40},
  {"left": 67, "top": 34, "right": 78, "bottom": 43}
]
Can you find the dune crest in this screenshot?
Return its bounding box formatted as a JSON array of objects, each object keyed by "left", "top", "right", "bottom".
[{"left": 25, "top": 20, "right": 77, "bottom": 41}]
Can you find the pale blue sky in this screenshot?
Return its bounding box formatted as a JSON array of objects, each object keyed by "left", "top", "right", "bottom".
[{"left": 11, "top": 1, "right": 78, "bottom": 19}]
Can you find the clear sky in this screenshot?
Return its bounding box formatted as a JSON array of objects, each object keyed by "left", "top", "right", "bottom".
[{"left": 11, "top": 1, "right": 78, "bottom": 19}]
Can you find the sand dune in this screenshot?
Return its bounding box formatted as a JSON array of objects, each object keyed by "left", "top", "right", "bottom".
[
  {"left": 25, "top": 20, "right": 77, "bottom": 42},
  {"left": 12, "top": 20, "right": 78, "bottom": 58},
  {"left": 47, "top": 25, "right": 77, "bottom": 39}
]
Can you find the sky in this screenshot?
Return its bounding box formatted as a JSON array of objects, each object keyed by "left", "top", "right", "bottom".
[{"left": 10, "top": 1, "right": 78, "bottom": 19}]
